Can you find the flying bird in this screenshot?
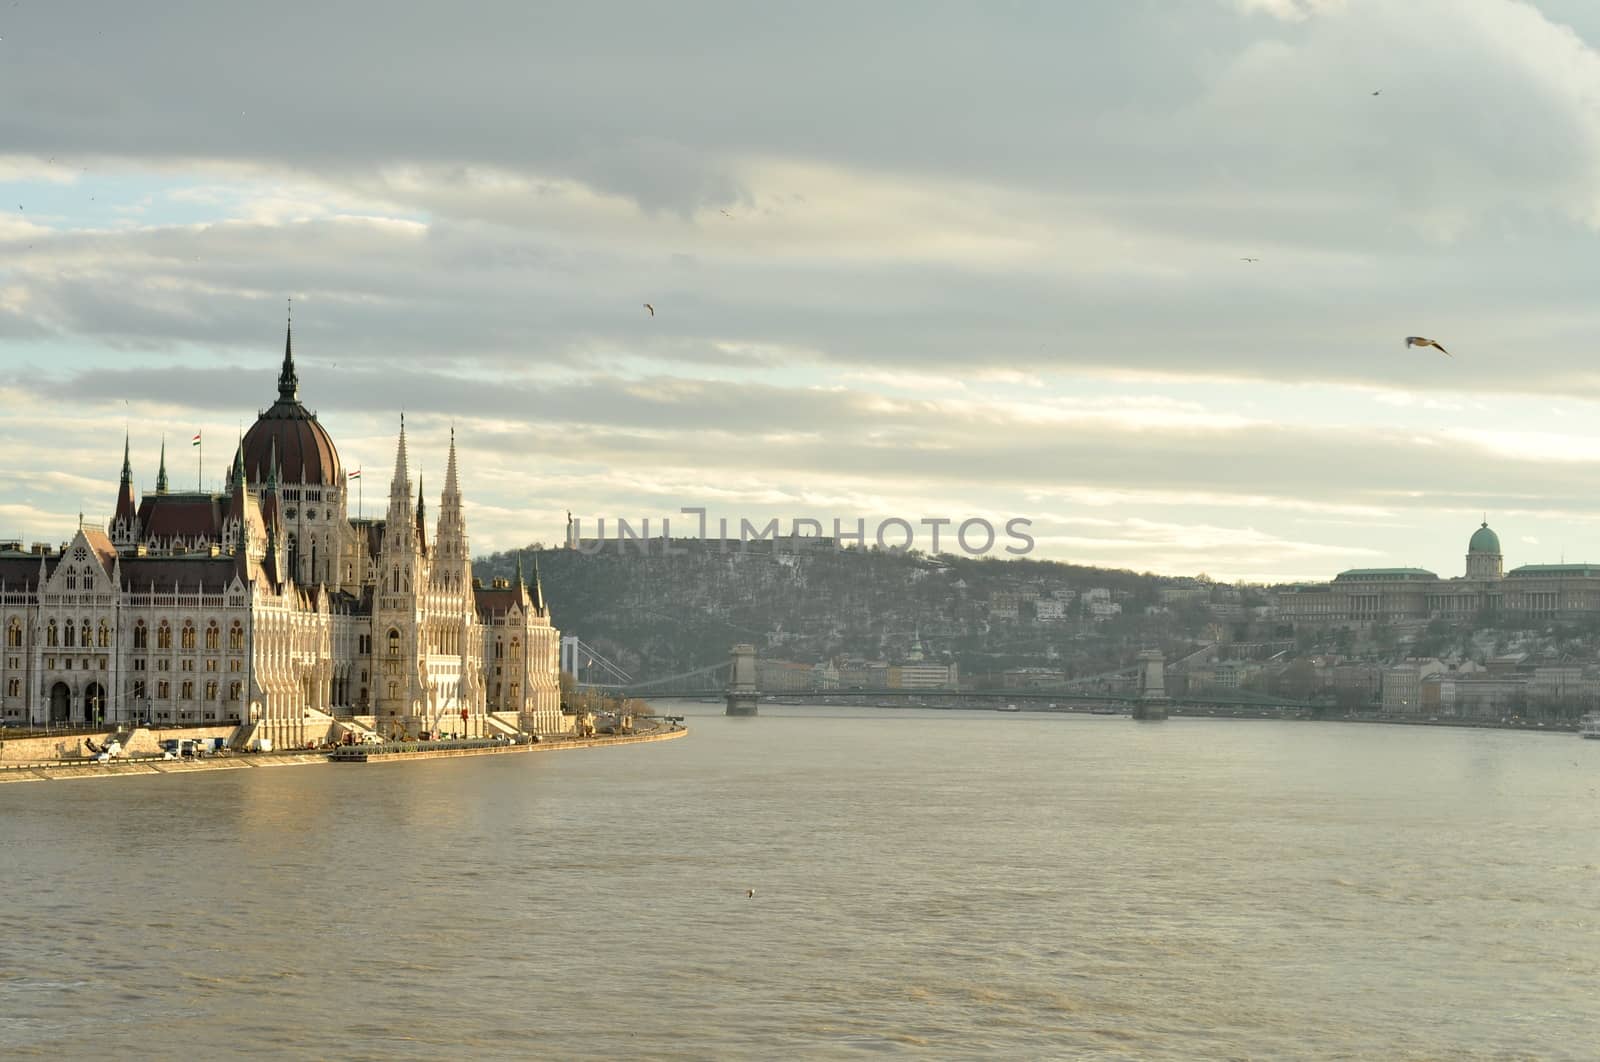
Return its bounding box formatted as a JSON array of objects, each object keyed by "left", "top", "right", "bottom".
[
  {"left": 1405, "top": 336, "right": 1451, "bottom": 357},
  {"left": 1372, "top": 90, "right": 1381, "bottom": 96},
  {"left": 643, "top": 303, "right": 654, "bottom": 317},
  {"left": 1240, "top": 257, "right": 1259, "bottom": 263}
]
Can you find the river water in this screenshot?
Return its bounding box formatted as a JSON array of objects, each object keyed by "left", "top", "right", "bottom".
[{"left": 2, "top": 705, "right": 1597, "bottom": 1059}]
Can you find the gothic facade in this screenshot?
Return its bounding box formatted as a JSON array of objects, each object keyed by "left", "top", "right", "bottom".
[{"left": 0, "top": 329, "right": 564, "bottom": 747}]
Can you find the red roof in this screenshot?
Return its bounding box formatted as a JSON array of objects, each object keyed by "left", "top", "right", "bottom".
[
  {"left": 120, "top": 556, "right": 239, "bottom": 592},
  {"left": 136, "top": 494, "right": 225, "bottom": 542},
  {"left": 243, "top": 403, "right": 343, "bottom": 486},
  {"left": 81, "top": 528, "right": 118, "bottom": 573}
]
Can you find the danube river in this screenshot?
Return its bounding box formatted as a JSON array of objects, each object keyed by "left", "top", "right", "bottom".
[{"left": 3, "top": 706, "right": 1597, "bottom": 1059}]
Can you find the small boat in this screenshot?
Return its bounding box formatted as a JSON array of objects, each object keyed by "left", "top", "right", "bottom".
[
  {"left": 1090, "top": 705, "right": 1122, "bottom": 716},
  {"left": 1580, "top": 712, "right": 1600, "bottom": 740},
  {"left": 999, "top": 703, "right": 1021, "bottom": 712}
]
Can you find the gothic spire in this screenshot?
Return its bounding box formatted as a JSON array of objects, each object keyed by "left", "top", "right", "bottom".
[
  {"left": 114, "top": 431, "right": 138, "bottom": 533},
  {"left": 385, "top": 415, "right": 414, "bottom": 533},
  {"left": 530, "top": 555, "right": 546, "bottom": 613},
  {"left": 415, "top": 474, "right": 427, "bottom": 552},
  {"left": 155, "top": 437, "right": 169, "bottom": 494},
  {"left": 227, "top": 441, "right": 249, "bottom": 546},
  {"left": 434, "top": 425, "right": 470, "bottom": 576},
  {"left": 277, "top": 301, "right": 298, "bottom": 403},
  {"left": 443, "top": 426, "right": 460, "bottom": 499}
]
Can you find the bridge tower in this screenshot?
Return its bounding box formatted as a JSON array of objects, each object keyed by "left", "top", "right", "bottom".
[
  {"left": 1133, "top": 649, "right": 1168, "bottom": 721},
  {"left": 726, "top": 643, "right": 759, "bottom": 716}
]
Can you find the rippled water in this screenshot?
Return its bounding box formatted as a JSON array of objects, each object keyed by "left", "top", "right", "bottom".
[{"left": 2, "top": 705, "right": 1597, "bottom": 1059}]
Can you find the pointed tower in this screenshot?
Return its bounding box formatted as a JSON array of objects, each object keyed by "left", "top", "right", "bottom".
[
  {"left": 155, "top": 437, "right": 169, "bottom": 494},
  {"left": 375, "top": 416, "right": 424, "bottom": 727},
  {"left": 434, "top": 428, "right": 472, "bottom": 591},
  {"left": 232, "top": 504, "right": 254, "bottom": 585},
  {"left": 415, "top": 475, "right": 428, "bottom": 557},
  {"left": 384, "top": 416, "right": 415, "bottom": 540},
  {"left": 278, "top": 312, "right": 299, "bottom": 403},
  {"left": 530, "top": 555, "right": 546, "bottom": 616},
  {"left": 225, "top": 438, "right": 249, "bottom": 550},
  {"left": 111, "top": 433, "right": 139, "bottom": 549}
]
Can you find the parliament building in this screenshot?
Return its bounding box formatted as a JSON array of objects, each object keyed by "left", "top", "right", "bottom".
[{"left": 0, "top": 329, "right": 564, "bottom": 748}]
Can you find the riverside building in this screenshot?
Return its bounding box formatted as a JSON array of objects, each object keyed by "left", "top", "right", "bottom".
[
  {"left": 1277, "top": 520, "right": 1600, "bottom": 628},
  {"left": 0, "top": 328, "right": 564, "bottom": 748}
]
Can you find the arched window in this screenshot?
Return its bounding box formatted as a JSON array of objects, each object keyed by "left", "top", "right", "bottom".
[
  {"left": 387, "top": 628, "right": 401, "bottom": 657},
  {"left": 80, "top": 620, "right": 91, "bottom": 648},
  {"left": 63, "top": 621, "right": 75, "bottom": 648},
  {"left": 229, "top": 623, "right": 244, "bottom": 651},
  {"left": 495, "top": 639, "right": 503, "bottom": 660},
  {"left": 205, "top": 623, "right": 219, "bottom": 651},
  {"left": 157, "top": 622, "right": 172, "bottom": 650},
  {"left": 133, "top": 622, "right": 147, "bottom": 650},
  {"left": 6, "top": 618, "right": 22, "bottom": 648},
  {"left": 97, "top": 621, "right": 110, "bottom": 648},
  {"left": 181, "top": 623, "right": 195, "bottom": 650}
]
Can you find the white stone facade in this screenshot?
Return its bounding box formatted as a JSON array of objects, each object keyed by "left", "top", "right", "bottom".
[{"left": 0, "top": 331, "right": 566, "bottom": 746}]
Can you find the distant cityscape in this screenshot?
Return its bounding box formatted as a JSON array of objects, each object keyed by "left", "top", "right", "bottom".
[{"left": 480, "top": 518, "right": 1600, "bottom": 723}]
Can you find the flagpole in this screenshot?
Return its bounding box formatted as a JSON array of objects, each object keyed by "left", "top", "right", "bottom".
[{"left": 197, "top": 433, "right": 202, "bottom": 492}]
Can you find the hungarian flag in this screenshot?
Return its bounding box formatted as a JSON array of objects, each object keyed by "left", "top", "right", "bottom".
[
  {"left": 348, "top": 469, "right": 361, "bottom": 480},
  {"left": 191, "top": 432, "right": 201, "bottom": 447}
]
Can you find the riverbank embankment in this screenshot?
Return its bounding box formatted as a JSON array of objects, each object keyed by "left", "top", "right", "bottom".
[{"left": 0, "top": 726, "right": 686, "bottom": 784}]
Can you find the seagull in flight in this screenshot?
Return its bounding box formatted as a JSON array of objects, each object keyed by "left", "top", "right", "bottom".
[
  {"left": 1405, "top": 336, "right": 1451, "bottom": 357},
  {"left": 1372, "top": 89, "right": 1381, "bottom": 96},
  {"left": 1240, "top": 257, "right": 1259, "bottom": 263},
  {"left": 643, "top": 303, "right": 654, "bottom": 317}
]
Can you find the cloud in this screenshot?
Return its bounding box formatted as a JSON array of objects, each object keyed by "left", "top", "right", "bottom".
[
  {"left": 1229, "top": 0, "right": 1347, "bottom": 22},
  {"left": 7, "top": 3, "right": 1600, "bottom": 581}
]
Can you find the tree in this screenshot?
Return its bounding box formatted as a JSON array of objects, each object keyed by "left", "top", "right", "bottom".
[{"left": 1276, "top": 659, "right": 1315, "bottom": 700}]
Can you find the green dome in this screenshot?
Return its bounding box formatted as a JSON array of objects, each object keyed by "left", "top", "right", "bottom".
[{"left": 1468, "top": 522, "right": 1501, "bottom": 554}]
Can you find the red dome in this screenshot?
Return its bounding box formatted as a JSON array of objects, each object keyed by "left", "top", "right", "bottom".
[{"left": 241, "top": 326, "right": 344, "bottom": 487}]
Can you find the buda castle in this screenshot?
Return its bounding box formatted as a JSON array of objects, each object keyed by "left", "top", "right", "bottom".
[
  {"left": 0, "top": 328, "right": 564, "bottom": 748},
  {"left": 1278, "top": 520, "right": 1600, "bottom": 627}
]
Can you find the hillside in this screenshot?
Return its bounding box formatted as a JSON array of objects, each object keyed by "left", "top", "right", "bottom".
[{"left": 475, "top": 540, "right": 1235, "bottom": 683}]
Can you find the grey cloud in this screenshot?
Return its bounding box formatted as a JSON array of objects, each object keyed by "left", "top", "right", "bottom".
[
  {"left": 10, "top": 210, "right": 1600, "bottom": 398},
  {"left": 22, "top": 362, "right": 1600, "bottom": 525}
]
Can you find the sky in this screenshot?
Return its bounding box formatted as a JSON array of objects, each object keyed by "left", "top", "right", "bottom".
[{"left": 6, "top": 0, "right": 1600, "bottom": 581}]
